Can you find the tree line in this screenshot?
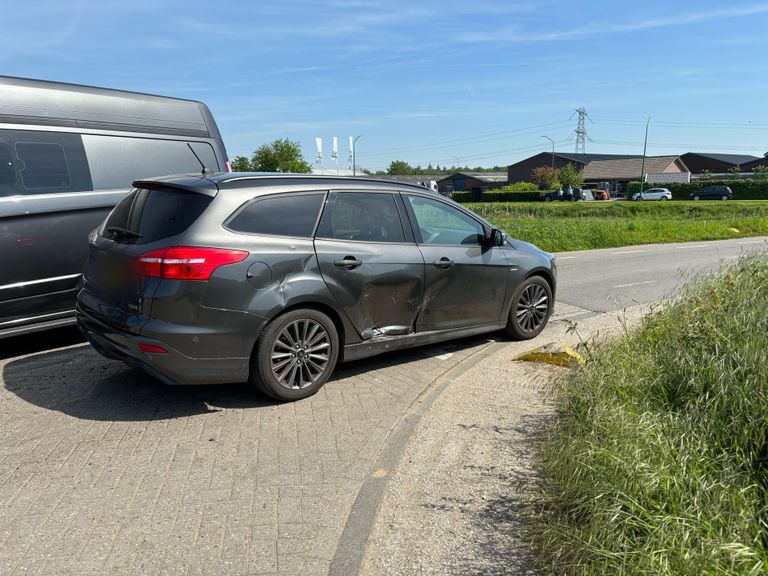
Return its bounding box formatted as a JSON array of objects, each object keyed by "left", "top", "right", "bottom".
[{"left": 228, "top": 139, "right": 508, "bottom": 176}]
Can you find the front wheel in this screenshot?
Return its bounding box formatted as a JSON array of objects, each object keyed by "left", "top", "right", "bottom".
[
  {"left": 504, "top": 276, "right": 553, "bottom": 340},
  {"left": 693, "top": 195, "right": 701, "bottom": 201},
  {"left": 721, "top": 195, "right": 729, "bottom": 201},
  {"left": 250, "top": 309, "right": 339, "bottom": 401}
]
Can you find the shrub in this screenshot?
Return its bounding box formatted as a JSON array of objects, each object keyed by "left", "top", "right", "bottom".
[{"left": 453, "top": 189, "right": 542, "bottom": 203}]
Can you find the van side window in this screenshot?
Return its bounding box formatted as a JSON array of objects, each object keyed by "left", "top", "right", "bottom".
[
  {"left": 0, "top": 130, "right": 92, "bottom": 196},
  {"left": 15, "top": 142, "right": 71, "bottom": 189},
  {"left": 0, "top": 144, "right": 15, "bottom": 185},
  {"left": 81, "top": 136, "right": 218, "bottom": 190}
]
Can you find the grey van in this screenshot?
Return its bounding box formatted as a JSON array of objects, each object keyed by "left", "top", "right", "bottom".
[{"left": 0, "top": 76, "right": 228, "bottom": 338}]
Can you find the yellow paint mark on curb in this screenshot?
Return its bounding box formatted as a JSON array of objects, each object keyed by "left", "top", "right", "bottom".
[
  {"left": 371, "top": 469, "right": 388, "bottom": 478},
  {"left": 515, "top": 342, "right": 585, "bottom": 368}
]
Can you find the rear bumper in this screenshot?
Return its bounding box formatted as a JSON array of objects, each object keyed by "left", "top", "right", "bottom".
[{"left": 76, "top": 304, "right": 250, "bottom": 385}]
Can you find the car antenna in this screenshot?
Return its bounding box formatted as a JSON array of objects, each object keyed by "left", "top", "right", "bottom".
[{"left": 187, "top": 143, "right": 214, "bottom": 175}]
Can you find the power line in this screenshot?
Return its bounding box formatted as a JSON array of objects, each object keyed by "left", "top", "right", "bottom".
[{"left": 362, "top": 119, "right": 572, "bottom": 157}]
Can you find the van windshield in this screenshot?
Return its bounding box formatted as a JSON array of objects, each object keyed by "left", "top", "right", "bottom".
[{"left": 103, "top": 187, "right": 211, "bottom": 244}]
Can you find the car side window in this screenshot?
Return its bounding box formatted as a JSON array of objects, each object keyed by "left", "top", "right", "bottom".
[
  {"left": 227, "top": 193, "right": 325, "bottom": 238},
  {"left": 316, "top": 192, "right": 406, "bottom": 243},
  {"left": 406, "top": 195, "right": 485, "bottom": 246}
]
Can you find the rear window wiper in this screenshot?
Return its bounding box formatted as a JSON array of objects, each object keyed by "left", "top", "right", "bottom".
[{"left": 106, "top": 226, "right": 143, "bottom": 239}]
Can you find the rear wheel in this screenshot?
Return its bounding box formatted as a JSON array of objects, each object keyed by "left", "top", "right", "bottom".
[
  {"left": 721, "top": 195, "right": 729, "bottom": 201},
  {"left": 250, "top": 309, "right": 339, "bottom": 401},
  {"left": 660, "top": 196, "right": 668, "bottom": 201},
  {"left": 504, "top": 276, "right": 553, "bottom": 340},
  {"left": 693, "top": 195, "right": 701, "bottom": 201}
]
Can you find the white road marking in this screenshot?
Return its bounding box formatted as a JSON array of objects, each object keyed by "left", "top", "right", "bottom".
[
  {"left": 739, "top": 240, "right": 765, "bottom": 245},
  {"left": 557, "top": 256, "right": 577, "bottom": 260},
  {"left": 613, "top": 280, "right": 656, "bottom": 289},
  {"left": 676, "top": 245, "right": 708, "bottom": 249},
  {"left": 610, "top": 250, "right": 646, "bottom": 255},
  {"left": 434, "top": 352, "right": 454, "bottom": 361}
]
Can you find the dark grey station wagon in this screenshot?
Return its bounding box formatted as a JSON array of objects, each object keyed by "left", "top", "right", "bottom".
[{"left": 77, "top": 174, "right": 556, "bottom": 401}]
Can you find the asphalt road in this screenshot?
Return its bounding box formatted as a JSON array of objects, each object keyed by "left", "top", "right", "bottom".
[{"left": 554, "top": 236, "right": 768, "bottom": 312}]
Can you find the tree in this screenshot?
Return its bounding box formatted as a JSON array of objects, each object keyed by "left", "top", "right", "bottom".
[
  {"left": 387, "top": 160, "right": 416, "bottom": 175},
  {"left": 531, "top": 166, "right": 560, "bottom": 190},
  {"left": 727, "top": 166, "right": 742, "bottom": 180},
  {"left": 558, "top": 163, "right": 584, "bottom": 189},
  {"left": 249, "top": 138, "right": 312, "bottom": 173},
  {"left": 752, "top": 165, "right": 768, "bottom": 181},
  {"left": 230, "top": 155, "right": 252, "bottom": 171}
]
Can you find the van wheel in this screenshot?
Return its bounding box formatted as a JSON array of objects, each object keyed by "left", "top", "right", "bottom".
[
  {"left": 504, "top": 276, "right": 553, "bottom": 340},
  {"left": 250, "top": 309, "right": 339, "bottom": 401}
]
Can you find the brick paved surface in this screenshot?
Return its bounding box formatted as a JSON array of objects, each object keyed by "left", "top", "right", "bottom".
[{"left": 0, "top": 334, "right": 492, "bottom": 576}]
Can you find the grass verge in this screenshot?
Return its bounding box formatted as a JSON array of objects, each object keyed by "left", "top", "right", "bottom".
[
  {"left": 536, "top": 255, "right": 768, "bottom": 575},
  {"left": 467, "top": 201, "right": 768, "bottom": 252}
]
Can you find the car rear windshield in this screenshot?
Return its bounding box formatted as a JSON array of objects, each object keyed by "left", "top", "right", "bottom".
[{"left": 103, "top": 187, "right": 212, "bottom": 244}]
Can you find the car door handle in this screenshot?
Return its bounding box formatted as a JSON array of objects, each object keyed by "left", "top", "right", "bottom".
[
  {"left": 432, "top": 257, "right": 453, "bottom": 269},
  {"left": 333, "top": 257, "right": 363, "bottom": 269}
]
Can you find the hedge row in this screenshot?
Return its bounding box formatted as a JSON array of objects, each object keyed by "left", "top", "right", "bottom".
[
  {"left": 452, "top": 189, "right": 541, "bottom": 203},
  {"left": 627, "top": 179, "right": 768, "bottom": 200}
]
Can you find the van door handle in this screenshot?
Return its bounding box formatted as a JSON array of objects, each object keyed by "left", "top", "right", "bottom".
[
  {"left": 432, "top": 257, "right": 453, "bottom": 269},
  {"left": 334, "top": 257, "right": 363, "bottom": 269}
]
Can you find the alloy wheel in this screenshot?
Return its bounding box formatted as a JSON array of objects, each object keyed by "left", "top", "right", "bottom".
[
  {"left": 270, "top": 319, "right": 331, "bottom": 390},
  {"left": 516, "top": 283, "right": 549, "bottom": 333}
]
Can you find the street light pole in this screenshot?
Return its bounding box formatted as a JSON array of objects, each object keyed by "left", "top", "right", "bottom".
[
  {"left": 638, "top": 118, "right": 650, "bottom": 198},
  {"left": 541, "top": 136, "right": 554, "bottom": 169},
  {"left": 352, "top": 135, "right": 362, "bottom": 176}
]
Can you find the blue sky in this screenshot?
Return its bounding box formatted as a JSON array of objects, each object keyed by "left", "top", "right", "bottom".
[{"left": 3, "top": 0, "right": 767, "bottom": 171}]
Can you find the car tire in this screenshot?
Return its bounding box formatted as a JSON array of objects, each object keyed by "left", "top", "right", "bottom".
[
  {"left": 660, "top": 196, "right": 668, "bottom": 201},
  {"left": 250, "top": 309, "right": 339, "bottom": 401},
  {"left": 545, "top": 196, "right": 552, "bottom": 202},
  {"left": 693, "top": 195, "right": 700, "bottom": 201},
  {"left": 504, "top": 276, "right": 553, "bottom": 340},
  {"left": 721, "top": 195, "right": 729, "bottom": 201}
]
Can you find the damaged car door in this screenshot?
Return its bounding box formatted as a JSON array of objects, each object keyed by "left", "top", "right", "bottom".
[{"left": 314, "top": 190, "right": 424, "bottom": 339}]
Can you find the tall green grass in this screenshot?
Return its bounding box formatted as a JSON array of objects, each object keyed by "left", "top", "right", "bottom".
[
  {"left": 466, "top": 201, "right": 768, "bottom": 251},
  {"left": 537, "top": 255, "right": 768, "bottom": 575}
]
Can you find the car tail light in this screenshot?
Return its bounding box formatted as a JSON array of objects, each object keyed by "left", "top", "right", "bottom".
[
  {"left": 135, "top": 247, "right": 249, "bottom": 281},
  {"left": 139, "top": 343, "right": 168, "bottom": 354}
]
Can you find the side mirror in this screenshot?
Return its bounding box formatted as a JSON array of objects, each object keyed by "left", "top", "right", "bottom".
[{"left": 489, "top": 228, "right": 507, "bottom": 247}]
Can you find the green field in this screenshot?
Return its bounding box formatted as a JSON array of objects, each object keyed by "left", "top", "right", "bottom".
[
  {"left": 466, "top": 201, "right": 768, "bottom": 252},
  {"left": 536, "top": 255, "right": 768, "bottom": 575}
]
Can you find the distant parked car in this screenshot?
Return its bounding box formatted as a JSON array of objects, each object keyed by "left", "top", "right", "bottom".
[
  {"left": 593, "top": 189, "right": 609, "bottom": 200},
  {"left": 632, "top": 188, "right": 672, "bottom": 201},
  {"left": 689, "top": 185, "right": 733, "bottom": 201},
  {"left": 542, "top": 188, "right": 580, "bottom": 202}
]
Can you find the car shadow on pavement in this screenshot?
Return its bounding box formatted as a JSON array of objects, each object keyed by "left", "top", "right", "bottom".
[{"left": 3, "top": 335, "right": 494, "bottom": 423}]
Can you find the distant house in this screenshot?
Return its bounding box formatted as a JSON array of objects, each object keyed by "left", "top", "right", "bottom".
[
  {"left": 741, "top": 155, "right": 768, "bottom": 172},
  {"left": 679, "top": 152, "right": 759, "bottom": 174},
  {"left": 436, "top": 172, "right": 508, "bottom": 198},
  {"left": 582, "top": 156, "right": 689, "bottom": 195},
  {"left": 507, "top": 152, "right": 641, "bottom": 184}
]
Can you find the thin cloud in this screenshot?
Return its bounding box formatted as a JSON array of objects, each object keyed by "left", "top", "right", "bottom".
[{"left": 458, "top": 3, "right": 768, "bottom": 44}]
